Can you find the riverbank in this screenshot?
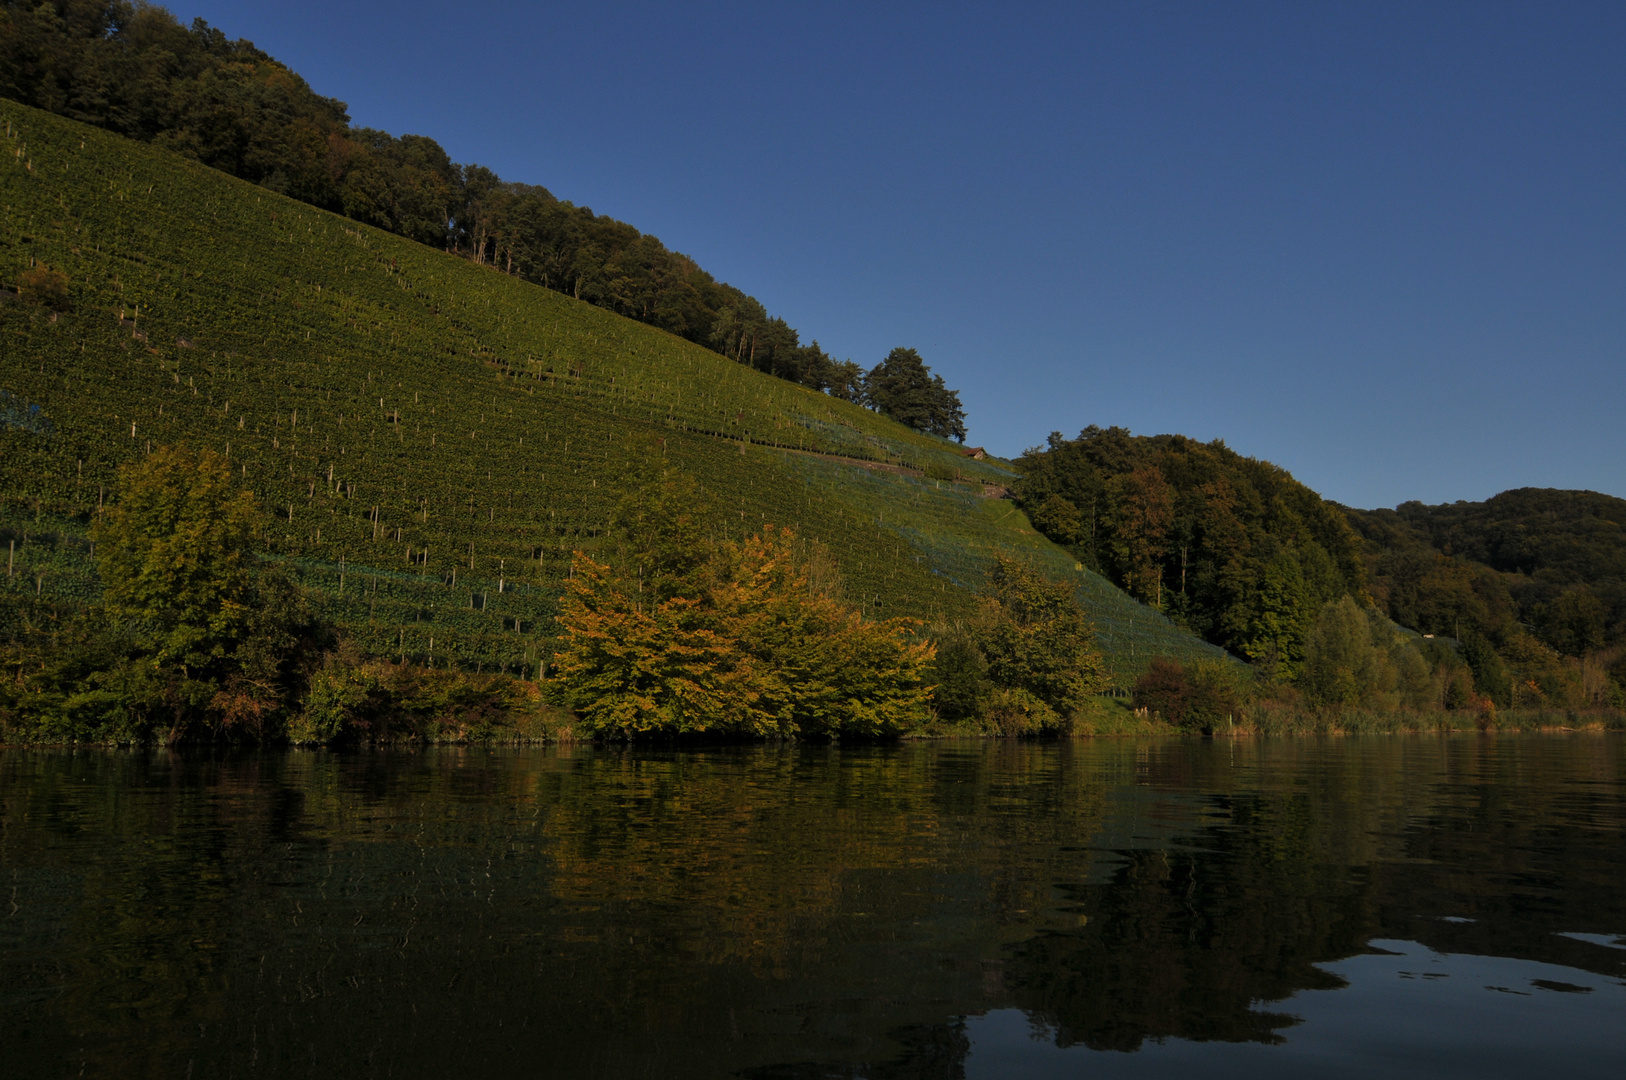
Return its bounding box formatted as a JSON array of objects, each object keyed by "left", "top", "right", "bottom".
[{"left": 6, "top": 688, "right": 1621, "bottom": 748}]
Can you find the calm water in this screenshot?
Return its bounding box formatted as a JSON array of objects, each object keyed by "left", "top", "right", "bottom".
[{"left": 2, "top": 737, "right": 1623, "bottom": 1079}]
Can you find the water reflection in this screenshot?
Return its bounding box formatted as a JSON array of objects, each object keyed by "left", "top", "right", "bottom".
[
  {"left": 0, "top": 737, "right": 1622, "bottom": 1078},
  {"left": 967, "top": 941, "right": 1626, "bottom": 1079}
]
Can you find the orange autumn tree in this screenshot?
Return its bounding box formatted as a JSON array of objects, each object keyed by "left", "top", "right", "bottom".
[{"left": 553, "top": 478, "right": 935, "bottom": 737}]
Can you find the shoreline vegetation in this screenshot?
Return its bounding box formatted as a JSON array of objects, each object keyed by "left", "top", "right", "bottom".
[
  {"left": 3, "top": 447, "right": 1619, "bottom": 748},
  {"left": 6, "top": 702, "right": 1623, "bottom": 748}
]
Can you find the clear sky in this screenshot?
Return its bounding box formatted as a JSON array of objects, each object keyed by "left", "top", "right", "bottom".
[{"left": 178, "top": 1, "right": 1624, "bottom": 509}]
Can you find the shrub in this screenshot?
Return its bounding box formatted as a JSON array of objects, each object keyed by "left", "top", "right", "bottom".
[
  {"left": 1133, "top": 655, "right": 1243, "bottom": 733},
  {"left": 979, "top": 557, "right": 1106, "bottom": 720},
  {"left": 981, "top": 686, "right": 1061, "bottom": 736},
  {"left": 290, "top": 659, "right": 381, "bottom": 744},
  {"left": 926, "top": 624, "right": 990, "bottom": 723}
]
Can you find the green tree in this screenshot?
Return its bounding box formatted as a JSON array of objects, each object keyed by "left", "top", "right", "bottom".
[
  {"left": 91, "top": 445, "right": 259, "bottom": 675},
  {"left": 863, "top": 347, "right": 968, "bottom": 441},
  {"left": 1460, "top": 631, "right": 1511, "bottom": 708},
  {"left": 925, "top": 623, "right": 991, "bottom": 722},
  {"left": 1105, "top": 466, "right": 1173, "bottom": 608},
  {"left": 1014, "top": 428, "right": 1366, "bottom": 661},
  {"left": 977, "top": 557, "right": 1107, "bottom": 728},
  {"left": 1300, "top": 597, "right": 1388, "bottom": 706},
  {"left": 1027, "top": 494, "right": 1085, "bottom": 547},
  {"left": 1539, "top": 586, "right": 1607, "bottom": 657},
  {"left": 0, "top": 445, "right": 327, "bottom": 743},
  {"left": 1299, "top": 596, "right": 1440, "bottom": 710}
]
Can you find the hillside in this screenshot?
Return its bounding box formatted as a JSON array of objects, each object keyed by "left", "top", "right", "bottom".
[
  {"left": 1010, "top": 427, "right": 1366, "bottom": 675},
  {"left": 0, "top": 0, "right": 868, "bottom": 399},
  {"left": 1346, "top": 488, "right": 1626, "bottom": 656},
  {"left": 0, "top": 99, "right": 1223, "bottom": 685}
]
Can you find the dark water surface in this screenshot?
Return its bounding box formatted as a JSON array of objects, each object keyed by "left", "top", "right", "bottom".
[{"left": 2, "top": 737, "right": 1623, "bottom": 1078}]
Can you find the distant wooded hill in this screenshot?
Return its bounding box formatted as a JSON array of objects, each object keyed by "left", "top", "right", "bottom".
[
  {"left": 1014, "top": 430, "right": 1625, "bottom": 680},
  {"left": 1345, "top": 489, "right": 1626, "bottom": 657},
  {"left": 1011, "top": 427, "right": 1366, "bottom": 678}
]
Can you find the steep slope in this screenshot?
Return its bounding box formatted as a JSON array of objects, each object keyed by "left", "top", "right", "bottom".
[{"left": 0, "top": 100, "right": 1224, "bottom": 683}]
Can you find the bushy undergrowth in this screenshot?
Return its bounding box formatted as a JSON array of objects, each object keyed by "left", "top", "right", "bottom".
[{"left": 1241, "top": 702, "right": 1624, "bottom": 736}]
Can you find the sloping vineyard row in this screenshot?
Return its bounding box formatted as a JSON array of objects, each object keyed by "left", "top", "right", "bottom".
[{"left": 0, "top": 100, "right": 1218, "bottom": 682}]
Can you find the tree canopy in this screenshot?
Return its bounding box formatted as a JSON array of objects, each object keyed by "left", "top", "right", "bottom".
[
  {"left": 90, "top": 444, "right": 260, "bottom": 672},
  {"left": 1014, "top": 426, "right": 1365, "bottom": 676},
  {"left": 863, "top": 348, "right": 967, "bottom": 442},
  {"left": 928, "top": 557, "right": 1107, "bottom": 733},
  {"left": 1345, "top": 488, "right": 1626, "bottom": 656},
  {"left": 553, "top": 479, "right": 937, "bottom": 737},
  {"left": 0, "top": 445, "right": 331, "bottom": 742}
]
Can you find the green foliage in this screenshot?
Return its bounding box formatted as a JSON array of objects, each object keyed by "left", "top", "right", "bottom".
[
  {"left": 1299, "top": 597, "right": 1444, "bottom": 711},
  {"left": 0, "top": 614, "right": 163, "bottom": 742},
  {"left": 863, "top": 347, "right": 967, "bottom": 442},
  {"left": 90, "top": 444, "right": 259, "bottom": 670},
  {"left": 924, "top": 623, "right": 990, "bottom": 723},
  {"left": 1347, "top": 487, "right": 1626, "bottom": 655},
  {"left": 1014, "top": 426, "right": 1364, "bottom": 669},
  {"left": 0, "top": 443, "right": 334, "bottom": 742},
  {"left": 926, "top": 558, "right": 1110, "bottom": 734},
  {"left": 1459, "top": 630, "right": 1511, "bottom": 708},
  {"left": 286, "top": 654, "right": 566, "bottom": 744},
  {"left": 1027, "top": 493, "right": 1085, "bottom": 547},
  {"left": 288, "top": 658, "right": 377, "bottom": 745},
  {"left": 1132, "top": 656, "right": 1244, "bottom": 734},
  {"left": 980, "top": 557, "right": 1106, "bottom": 719}
]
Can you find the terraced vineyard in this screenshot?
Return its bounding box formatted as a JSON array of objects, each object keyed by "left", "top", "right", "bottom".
[{"left": 0, "top": 100, "right": 1225, "bottom": 684}]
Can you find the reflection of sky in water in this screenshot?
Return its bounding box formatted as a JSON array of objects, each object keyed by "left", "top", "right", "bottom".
[
  {"left": 1555, "top": 932, "right": 1626, "bottom": 951},
  {"left": 965, "top": 940, "right": 1626, "bottom": 1080}
]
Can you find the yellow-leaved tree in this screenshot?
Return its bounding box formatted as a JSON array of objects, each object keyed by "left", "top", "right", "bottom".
[{"left": 553, "top": 478, "right": 935, "bottom": 737}]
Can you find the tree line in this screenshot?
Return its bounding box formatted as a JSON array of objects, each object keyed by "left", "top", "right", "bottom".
[
  {"left": 1344, "top": 487, "right": 1626, "bottom": 713},
  {"left": 2, "top": 447, "right": 1074, "bottom": 743},
  {"left": 1017, "top": 427, "right": 1626, "bottom": 714},
  {"left": 0, "top": 0, "right": 967, "bottom": 439},
  {"left": 1013, "top": 425, "right": 1366, "bottom": 677},
  {"left": 2, "top": 445, "right": 1617, "bottom": 744}
]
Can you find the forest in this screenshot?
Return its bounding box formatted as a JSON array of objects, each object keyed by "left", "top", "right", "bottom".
[
  {"left": 0, "top": 0, "right": 965, "bottom": 430},
  {"left": 1013, "top": 427, "right": 1626, "bottom": 718}
]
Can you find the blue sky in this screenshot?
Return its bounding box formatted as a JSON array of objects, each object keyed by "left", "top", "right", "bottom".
[{"left": 181, "top": 1, "right": 1624, "bottom": 509}]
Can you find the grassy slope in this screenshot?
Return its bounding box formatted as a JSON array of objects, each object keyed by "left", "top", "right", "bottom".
[{"left": 0, "top": 100, "right": 1224, "bottom": 684}]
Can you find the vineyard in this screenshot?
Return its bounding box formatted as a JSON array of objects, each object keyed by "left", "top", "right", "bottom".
[{"left": 0, "top": 100, "right": 1225, "bottom": 686}]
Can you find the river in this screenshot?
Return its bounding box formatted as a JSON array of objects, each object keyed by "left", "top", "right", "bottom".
[{"left": 2, "top": 736, "right": 1622, "bottom": 1078}]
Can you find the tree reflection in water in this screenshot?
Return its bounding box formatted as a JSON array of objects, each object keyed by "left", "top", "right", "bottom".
[{"left": 1, "top": 737, "right": 1622, "bottom": 1078}]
